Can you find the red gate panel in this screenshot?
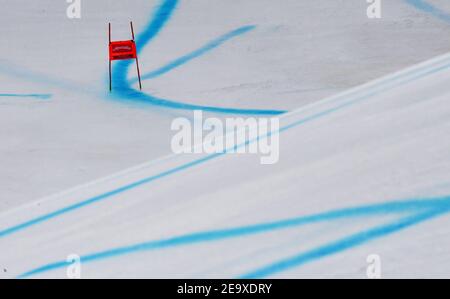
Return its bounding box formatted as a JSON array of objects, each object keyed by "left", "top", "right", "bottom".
[{"left": 109, "top": 40, "right": 137, "bottom": 61}]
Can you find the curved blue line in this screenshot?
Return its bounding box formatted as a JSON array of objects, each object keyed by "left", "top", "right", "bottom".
[
  {"left": 110, "top": 0, "right": 285, "bottom": 115},
  {"left": 132, "top": 25, "right": 256, "bottom": 82},
  {"left": 112, "top": 0, "right": 179, "bottom": 91},
  {"left": 17, "top": 196, "right": 450, "bottom": 278},
  {"left": 241, "top": 207, "right": 449, "bottom": 278},
  {"left": 405, "top": 0, "right": 450, "bottom": 23},
  {"left": 6, "top": 0, "right": 450, "bottom": 279},
  {"left": 109, "top": 90, "right": 286, "bottom": 115}
]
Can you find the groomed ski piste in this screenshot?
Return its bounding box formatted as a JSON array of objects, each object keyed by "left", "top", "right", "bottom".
[{"left": 1, "top": 0, "right": 450, "bottom": 278}]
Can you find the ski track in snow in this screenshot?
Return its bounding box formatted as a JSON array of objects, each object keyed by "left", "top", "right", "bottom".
[{"left": 1, "top": 0, "right": 450, "bottom": 278}]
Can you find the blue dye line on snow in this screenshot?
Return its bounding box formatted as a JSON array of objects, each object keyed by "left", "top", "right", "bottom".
[
  {"left": 17, "top": 196, "right": 450, "bottom": 278},
  {"left": 0, "top": 60, "right": 98, "bottom": 95},
  {"left": 110, "top": 0, "right": 285, "bottom": 115},
  {"left": 405, "top": 0, "right": 450, "bottom": 23},
  {"left": 132, "top": 25, "right": 256, "bottom": 82},
  {"left": 0, "top": 152, "right": 223, "bottom": 238},
  {"left": 0, "top": 93, "right": 51, "bottom": 100},
  {"left": 111, "top": 0, "right": 179, "bottom": 90},
  {"left": 240, "top": 205, "right": 450, "bottom": 278},
  {"left": 109, "top": 89, "right": 286, "bottom": 115},
  {"left": 280, "top": 61, "right": 450, "bottom": 133}
]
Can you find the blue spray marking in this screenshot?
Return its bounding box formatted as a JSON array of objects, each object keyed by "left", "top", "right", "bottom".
[
  {"left": 405, "top": 0, "right": 450, "bottom": 23},
  {"left": 2, "top": 53, "right": 450, "bottom": 239},
  {"left": 2, "top": 0, "right": 450, "bottom": 251},
  {"left": 0, "top": 61, "right": 98, "bottom": 95},
  {"left": 112, "top": 0, "right": 179, "bottom": 91},
  {"left": 109, "top": 0, "right": 285, "bottom": 115},
  {"left": 240, "top": 206, "right": 450, "bottom": 278},
  {"left": 17, "top": 196, "right": 450, "bottom": 278},
  {"left": 0, "top": 152, "right": 223, "bottom": 238},
  {"left": 131, "top": 25, "right": 256, "bottom": 82},
  {"left": 0, "top": 93, "right": 51, "bottom": 100}
]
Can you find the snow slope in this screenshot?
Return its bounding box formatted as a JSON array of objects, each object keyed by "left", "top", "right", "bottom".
[
  {"left": 2, "top": 0, "right": 450, "bottom": 209},
  {"left": 1, "top": 0, "right": 450, "bottom": 278}
]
